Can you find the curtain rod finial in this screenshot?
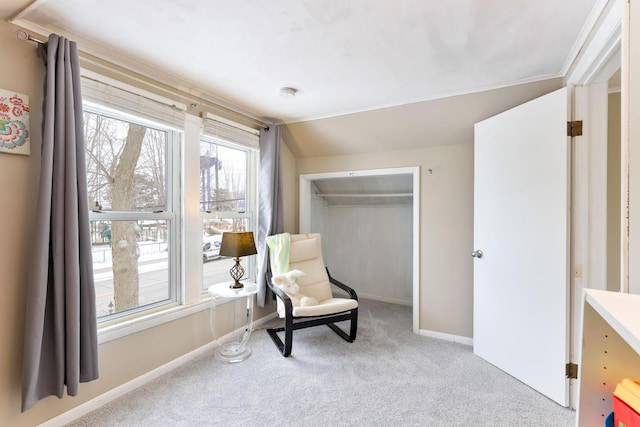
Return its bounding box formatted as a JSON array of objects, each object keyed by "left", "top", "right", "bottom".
[{"left": 13, "top": 28, "right": 45, "bottom": 44}]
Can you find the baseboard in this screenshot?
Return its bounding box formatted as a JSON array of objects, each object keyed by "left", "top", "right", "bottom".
[
  {"left": 357, "top": 292, "right": 412, "bottom": 307},
  {"left": 418, "top": 328, "right": 473, "bottom": 346},
  {"left": 39, "top": 312, "right": 279, "bottom": 427}
]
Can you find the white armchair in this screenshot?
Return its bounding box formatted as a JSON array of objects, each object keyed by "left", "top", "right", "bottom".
[{"left": 265, "top": 233, "right": 358, "bottom": 357}]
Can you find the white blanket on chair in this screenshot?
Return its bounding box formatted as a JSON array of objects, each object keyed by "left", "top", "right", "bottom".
[
  {"left": 266, "top": 232, "right": 293, "bottom": 318},
  {"left": 266, "top": 232, "right": 291, "bottom": 275}
]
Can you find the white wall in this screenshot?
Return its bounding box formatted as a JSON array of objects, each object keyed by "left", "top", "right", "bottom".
[
  {"left": 608, "top": 91, "right": 621, "bottom": 291},
  {"left": 309, "top": 191, "right": 330, "bottom": 254},
  {"left": 281, "top": 140, "right": 297, "bottom": 233},
  {"left": 625, "top": 0, "right": 640, "bottom": 294},
  {"left": 0, "top": 20, "right": 44, "bottom": 426},
  {"left": 324, "top": 204, "right": 413, "bottom": 305}
]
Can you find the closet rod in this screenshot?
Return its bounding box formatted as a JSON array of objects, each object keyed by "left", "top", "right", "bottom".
[{"left": 315, "top": 193, "right": 413, "bottom": 198}]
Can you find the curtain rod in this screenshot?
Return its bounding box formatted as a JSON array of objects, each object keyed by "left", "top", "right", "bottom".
[
  {"left": 14, "top": 28, "right": 44, "bottom": 44},
  {"left": 79, "top": 51, "right": 269, "bottom": 131},
  {"left": 13, "top": 28, "right": 270, "bottom": 131}
]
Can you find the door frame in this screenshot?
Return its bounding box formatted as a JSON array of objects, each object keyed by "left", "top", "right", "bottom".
[
  {"left": 565, "top": 0, "right": 622, "bottom": 409},
  {"left": 299, "top": 166, "right": 421, "bottom": 333}
]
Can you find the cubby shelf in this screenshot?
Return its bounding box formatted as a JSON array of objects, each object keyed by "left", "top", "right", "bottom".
[{"left": 576, "top": 289, "right": 640, "bottom": 426}]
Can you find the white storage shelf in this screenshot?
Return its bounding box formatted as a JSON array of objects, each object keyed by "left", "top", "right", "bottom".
[{"left": 576, "top": 289, "right": 640, "bottom": 426}]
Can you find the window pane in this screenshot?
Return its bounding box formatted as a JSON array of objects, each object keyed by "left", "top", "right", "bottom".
[
  {"left": 85, "top": 111, "right": 167, "bottom": 211},
  {"left": 199, "top": 141, "right": 247, "bottom": 212},
  {"left": 91, "top": 220, "right": 170, "bottom": 317},
  {"left": 202, "top": 217, "right": 249, "bottom": 289}
]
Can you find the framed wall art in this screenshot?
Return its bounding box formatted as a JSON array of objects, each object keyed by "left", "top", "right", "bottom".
[{"left": 0, "top": 88, "right": 30, "bottom": 156}]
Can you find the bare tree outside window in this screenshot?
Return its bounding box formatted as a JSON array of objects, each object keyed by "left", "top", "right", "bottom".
[{"left": 85, "top": 111, "right": 169, "bottom": 315}]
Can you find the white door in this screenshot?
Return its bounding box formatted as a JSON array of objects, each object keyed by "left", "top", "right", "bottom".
[{"left": 473, "top": 87, "right": 570, "bottom": 406}]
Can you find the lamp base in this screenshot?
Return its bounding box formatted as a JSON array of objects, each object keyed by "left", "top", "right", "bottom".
[
  {"left": 217, "top": 342, "right": 252, "bottom": 363},
  {"left": 229, "top": 281, "right": 244, "bottom": 289},
  {"left": 228, "top": 257, "right": 245, "bottom": 288}
]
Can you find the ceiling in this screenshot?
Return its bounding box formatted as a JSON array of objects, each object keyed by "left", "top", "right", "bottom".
[
  {"left": 5, "top": 0, "right": 601, "bottom": 125},
  {"left": 283, "top": 76, "right": 564, "bottom": 157}
]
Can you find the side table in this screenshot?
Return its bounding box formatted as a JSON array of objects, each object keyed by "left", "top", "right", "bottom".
[{"left": 208, "top": 282, "right": 258, "bottom": 363}]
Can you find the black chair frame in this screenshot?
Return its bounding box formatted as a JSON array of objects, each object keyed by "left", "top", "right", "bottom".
[{"left": 266, "top": 268, "right": 358, "bottom": 357}]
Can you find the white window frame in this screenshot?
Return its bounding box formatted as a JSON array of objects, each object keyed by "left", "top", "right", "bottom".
[
  {"left": 199, "top": 133, "right": 259, "bottom": 292},
  {"left": 81, "top": 73, "right": 261, "bottom": 343},
  {"left": 84, "top": 100, "right": 183, "bottom": 324}
]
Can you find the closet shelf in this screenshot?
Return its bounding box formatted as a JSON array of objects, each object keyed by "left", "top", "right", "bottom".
[{"left": 315, "top": 193, "right": 412, "bottom": 198}]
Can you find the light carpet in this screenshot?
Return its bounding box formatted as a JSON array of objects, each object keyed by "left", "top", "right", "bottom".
[{"left": 67, "top": 299, "right": 575, "bottom": 426}]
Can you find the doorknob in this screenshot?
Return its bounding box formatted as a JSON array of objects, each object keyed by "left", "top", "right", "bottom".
[{"left": 471, "top": 250, "right": 483, "bottom": 258}]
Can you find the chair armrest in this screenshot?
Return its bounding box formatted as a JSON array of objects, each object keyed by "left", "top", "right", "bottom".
[
  {"left": 266, "top": 270, "right": 294, "bottom": 313},
  {"left": 326, "top": 268, "right": 358, "bottom": 301}
]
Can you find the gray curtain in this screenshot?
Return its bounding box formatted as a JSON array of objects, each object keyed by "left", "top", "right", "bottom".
[
  {"left": 257, "top": 125, "right": 284, "bottom": 307},
  {"left": 22, "top": 34, "right": 99, "bottom": 412}
]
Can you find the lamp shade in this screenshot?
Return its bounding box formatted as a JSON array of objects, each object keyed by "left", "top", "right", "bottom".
[{"left": 219, "top": 232, "right": 257, "bottom": 258}]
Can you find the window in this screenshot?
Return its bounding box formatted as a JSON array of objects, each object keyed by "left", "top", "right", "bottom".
[
  {"left": 200, "top": 142, "right": 248, "bottom": 213},
  {"left": 80, "top": 74, "right": 259, "bottom": 330},
  {"left": 200, "top": 127, "right": 258, "bottom": 290},
  {"left": 84, "top": 76, "right": 182, "bottom": 321}
]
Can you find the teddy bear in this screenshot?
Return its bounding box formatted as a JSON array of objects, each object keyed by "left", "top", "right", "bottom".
[{"left": 271, "top": 269, "right": 318, "bottom": 307}]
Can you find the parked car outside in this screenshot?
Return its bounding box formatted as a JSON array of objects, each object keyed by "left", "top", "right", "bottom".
[{"left": 203, "top": 235, "right": 222, "bottom": 262}]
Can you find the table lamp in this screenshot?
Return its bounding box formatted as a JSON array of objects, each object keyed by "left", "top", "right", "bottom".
[{"left": 219, "top": 231, "right": 257, "bottom": 288}]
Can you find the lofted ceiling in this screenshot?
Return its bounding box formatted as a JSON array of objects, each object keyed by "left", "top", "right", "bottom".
[{"left": 5, "top": 0, "right": 601, "bottom": 126}]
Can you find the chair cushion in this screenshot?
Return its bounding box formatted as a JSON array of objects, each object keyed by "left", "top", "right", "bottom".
[
  {"left": 289, "top": 236, "right": 320, "bottom": 263},
  {"left": 288, "top": 235, "right": 332, "bottom": 302},
  {"left": 292, "top": 297, "right": 358, "bottom": 317},
  {"left": 273, "top": 233, "right": 357, "bottom": 318}
]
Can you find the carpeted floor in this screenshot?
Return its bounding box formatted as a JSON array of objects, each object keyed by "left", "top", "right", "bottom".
[{"left": 67, "top": 299, "right": 575, "bottom": 426}]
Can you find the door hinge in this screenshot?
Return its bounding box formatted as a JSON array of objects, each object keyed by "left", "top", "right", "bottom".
[
  {"left": 566, "top": 363, "right": 578, "bottom": 379},
  {"left": 567, "top": 120, "right": 583, "bottom": 137}
]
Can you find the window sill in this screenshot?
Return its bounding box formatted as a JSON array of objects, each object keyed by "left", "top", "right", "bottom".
[
  {"left": 97, "top": 294, "right": 244, "bottom": 344},
  {"left": 98, "top": 300, "right": 209, "bottom": 344}
]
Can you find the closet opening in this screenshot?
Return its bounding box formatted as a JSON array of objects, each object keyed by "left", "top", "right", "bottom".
[{"left": 299, "top": 167, "right": 420, "bottom": 333}]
